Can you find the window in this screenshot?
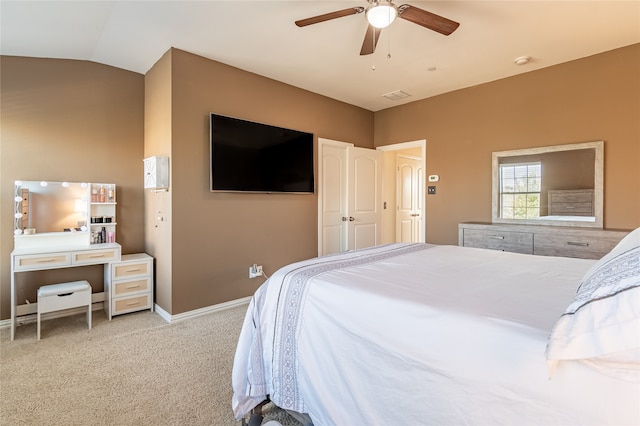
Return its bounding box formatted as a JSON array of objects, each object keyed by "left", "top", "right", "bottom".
[{"left": 499, "top": 162, "right": 541, "bottom": 219}]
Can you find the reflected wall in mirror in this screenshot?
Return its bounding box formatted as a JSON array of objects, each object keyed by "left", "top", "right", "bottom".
[
  {"left": 14, "top": 181, "right": 89, "bottom": 235},
  {"left": 492, "top": 141, "right": 603, "bottom": 228}
]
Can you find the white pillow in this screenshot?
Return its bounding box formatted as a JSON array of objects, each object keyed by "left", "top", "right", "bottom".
[{"left": 546, "top": 227, "right": 640, "bottom": 381}]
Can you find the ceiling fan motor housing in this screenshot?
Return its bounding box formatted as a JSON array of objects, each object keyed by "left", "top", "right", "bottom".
[{"left": 366, "top": 1, "right": 398, "bottom": 29}]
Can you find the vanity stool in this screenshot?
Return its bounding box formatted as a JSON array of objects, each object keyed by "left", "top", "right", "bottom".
[{"left": 37, "top": 280, "right": 92, "bottom": 340}]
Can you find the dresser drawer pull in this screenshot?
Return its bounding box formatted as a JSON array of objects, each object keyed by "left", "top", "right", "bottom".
[
  {"left": 125, "top": 268, "right": 141, "bottom": 272},
  {"left": 567, "top": 241, "right": 589, "bottom": 247},
  {"left": 488, "top": 235, "right": 505, "bottom": 240},
  {"left": 36, "top": 258, "right": 58, "bottom": 263},
  {"left": 565, "top": 206, "right": 576, "bottom": 209},
  {"left": 88, "top": 254, "right": 106, "bottom": 258},
  {"left": 125, "top": 284, "right": 142, "bottom": 289},
  {"left": 125, "top": 301, "right": 141, "bottom": 306}
]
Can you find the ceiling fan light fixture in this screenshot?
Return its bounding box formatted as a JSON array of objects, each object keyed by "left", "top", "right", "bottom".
[{"left": 366, "top": 1, "right": 397, "bottom": 29}]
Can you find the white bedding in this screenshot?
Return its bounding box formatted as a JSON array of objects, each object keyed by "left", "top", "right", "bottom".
[{"left": 232, "top": 243, "right": 640, "bottom": 425}]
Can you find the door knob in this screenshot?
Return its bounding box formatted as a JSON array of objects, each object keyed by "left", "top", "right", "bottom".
[{"left": 349, "top": 217, "right": 355, "bottom": 221}]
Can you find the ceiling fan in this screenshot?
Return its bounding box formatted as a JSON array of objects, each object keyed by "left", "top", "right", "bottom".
[{"left": 295, "top": 0, "right": 460, "bottom": 56}]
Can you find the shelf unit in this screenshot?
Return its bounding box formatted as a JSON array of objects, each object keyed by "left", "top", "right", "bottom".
[{"left": 89, "top": 183, "right": 117, "bottom": 244}]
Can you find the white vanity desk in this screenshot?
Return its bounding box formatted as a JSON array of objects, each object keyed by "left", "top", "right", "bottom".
[{"left": 10, "top": 238, "right": 121, "bottom": 340}]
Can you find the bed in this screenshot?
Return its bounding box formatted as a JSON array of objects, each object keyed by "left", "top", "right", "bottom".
[{"left": 232, "top": 228, "right": 640, "bottom": 425}]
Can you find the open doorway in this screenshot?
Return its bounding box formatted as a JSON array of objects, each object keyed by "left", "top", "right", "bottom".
[{"left": 377, "top": 140, "right": 426, "bottom": 244}]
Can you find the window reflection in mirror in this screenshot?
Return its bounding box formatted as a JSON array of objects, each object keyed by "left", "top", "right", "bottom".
[
  {"left": 14, "top": 181, "right": 89, "bottom": 235},
  {"left": 492, "top": 141, "right": 603, "bottom": 228}
]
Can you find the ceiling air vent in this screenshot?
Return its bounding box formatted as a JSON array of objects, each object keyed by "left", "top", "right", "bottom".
[{"left": 383, "top": 90, "right": 411, "bottom": 101}]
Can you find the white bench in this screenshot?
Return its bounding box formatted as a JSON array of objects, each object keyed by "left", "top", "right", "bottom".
[{"left": 37, "top": 280, "right": 92, "bottom": 340}]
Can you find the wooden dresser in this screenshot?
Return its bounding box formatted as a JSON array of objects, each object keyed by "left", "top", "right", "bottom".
[
  {"left": 548, "top": 189, "right": 594, "bottom": 216},
  {"left": 458, "top": 222, "right": 628, "bottom": 259}
]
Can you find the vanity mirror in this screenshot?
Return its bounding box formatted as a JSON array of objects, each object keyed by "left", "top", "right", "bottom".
[
  {"left": 491, "top": 141, "right": 603, "bottom": 228},
  {"left": 14, "top": 180, "right": 89, "bottom": 235}
]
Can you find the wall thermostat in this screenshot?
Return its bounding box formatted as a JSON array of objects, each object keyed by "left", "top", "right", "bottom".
[{"left": 428, "top": 175, "right": 440, "bottom": 182}]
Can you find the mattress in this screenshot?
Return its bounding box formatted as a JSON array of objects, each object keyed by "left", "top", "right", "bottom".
[{"left": 232, "top": 243, "right": 640, "bottom": 425}]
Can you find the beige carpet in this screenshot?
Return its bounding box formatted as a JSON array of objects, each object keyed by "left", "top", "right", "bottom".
[{"left": 0, "top": 306, "right": 299, "bottom": 426}]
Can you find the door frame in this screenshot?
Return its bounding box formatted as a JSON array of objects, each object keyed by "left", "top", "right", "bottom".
[{"left": 376, "top": 139, "right": 427, "bottom": 243}]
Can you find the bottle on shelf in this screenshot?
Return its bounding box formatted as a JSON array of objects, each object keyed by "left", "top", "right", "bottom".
[
  {"left": 99, "top": 185, "right": 106, "bottom": 203},
  {"left": 107, "top": 185, "right": 115, "bottom": 203},
  {"left": 91, "top": 185, "right": 98, "bottom": 202}
]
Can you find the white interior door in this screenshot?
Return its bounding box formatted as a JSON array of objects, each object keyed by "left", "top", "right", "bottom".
[
  {"left": 318, "top": 140, "right": 382, "bottom": 256},
  {"left": 348, "top": 147, "right": 382, "bottom": 250},
  {"left": 319, "top": 142, "right": 348, "bottom": 255},
  {"left": 396, "top": 155, "right": 424, "bottom": 243}
]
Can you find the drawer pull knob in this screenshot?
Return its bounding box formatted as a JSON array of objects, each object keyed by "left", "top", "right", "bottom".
[
  {"left": 126, "top": 284, "right": 141, "bottom": 289},
  {"left": 125, "top": 268, "right": 141, "bottom": 272},
  {"left": 89, "top": 254, "right": 106, "bottom": 258},
  {"left": 125, "top": 301, "right": 141, "bottom": 306},
  {"left": 36, "top": 258, "right": 57, "bottom": 263},
  {"left": 488, "top": 235, "right": 505, "bottom": 240},
  {"left": 567, "top": 241, "right": 589, "bottom": 247}
]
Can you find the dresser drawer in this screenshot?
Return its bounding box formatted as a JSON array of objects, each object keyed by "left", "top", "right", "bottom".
[
  {"left": 113, "top": 294, "right": 151, "bottom": 315},
  {"left": 463, "top": 229, "right": 534, "bottom": 254},
  {"left": 549, "top": 203, "right": 593, "bottom": 215},
  {"left": 113, "top": 277, "right": 151, "bottom": 297},
  {"left": 73, "top": 248, "right": 120, "bottom": 265},
  {"left": 112, "top": 260, "right": 150, "bottom": 280},
  {"left": 534, "top": 232, "right": 621, "bottom": 259},
  {"left": 14, "top": 252, "right": 71, "bottom": 271},
  {"left": 549, "top": 191, "right": 593, "bottom": 204}
]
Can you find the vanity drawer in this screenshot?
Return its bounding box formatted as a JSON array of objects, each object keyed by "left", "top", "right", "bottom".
[
  {"left": 112, "top": 260, "right": 150, "bottom": 280},
  {"left": 112, "top": 294, "right": 151, "bottom": 315},
  {"left": 113, "top": 278, "right": 151, "bottom": 297},
  {"left": 73, "top": 248, "right": 120, "bottom": 265},
  {"left": 14, "top": 253, "right": 71, "bottom": 271},
  {"left": 462, "top": 228, "right": 534, "bottom": 254},
  {"left": 534, "top": 232, "right": 623, "bottom": 259}
]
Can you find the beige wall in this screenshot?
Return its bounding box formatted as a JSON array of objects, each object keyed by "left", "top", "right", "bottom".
[
  {"left": 1, "top": 43, "right": 638, "bottom": 320},
  {"left": 0, "top": 57, "right": 144, "bottom": 319},
  {"left": 147, "top": 49, "right": 374, "bottom": 315},
  {"left": 144, "top": 50, "right": 173, "bottom": 314},
  {"left": 374, "top": 44, "right": 640, "bottom": 244}
]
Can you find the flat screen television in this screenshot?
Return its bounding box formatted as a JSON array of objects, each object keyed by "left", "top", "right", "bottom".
[{"left": 210, "top": 114, "right": 315, "bottom": 193}]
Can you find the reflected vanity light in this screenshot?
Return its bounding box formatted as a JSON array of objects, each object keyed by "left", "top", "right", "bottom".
[{"left": 40, "top": 181, "right": 48, "bottom": 187}]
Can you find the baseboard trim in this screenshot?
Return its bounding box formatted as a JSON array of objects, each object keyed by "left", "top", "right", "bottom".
[
  {"left": 1, "top": 297, "right": 252, "bottom": 329},
  {"left": 154, "top": 297, "right": 251, "bottom": 323}
]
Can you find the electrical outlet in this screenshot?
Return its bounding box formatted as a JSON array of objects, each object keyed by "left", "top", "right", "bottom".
[{"left": 249, "top": 264, "right": 263, "bottom": 278}]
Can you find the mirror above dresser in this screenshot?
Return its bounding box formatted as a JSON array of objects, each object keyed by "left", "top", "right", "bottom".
[{"left": 491, "top": 141, "right": 603, "bottom": 228}]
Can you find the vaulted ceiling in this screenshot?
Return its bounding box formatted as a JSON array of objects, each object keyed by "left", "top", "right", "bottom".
[{"left": 1, "top": 1, "right": 639, "bottom": 111}]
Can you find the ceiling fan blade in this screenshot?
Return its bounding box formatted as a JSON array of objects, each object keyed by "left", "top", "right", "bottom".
[
  {"left": 360, "top": 25, "right": 382, "bottom": 55},
  {"left": 397, "top": 4, "right": 460, "bottom": 35},
  {"left": 295, "top": 7, "right": 364, "bottom": 27}
]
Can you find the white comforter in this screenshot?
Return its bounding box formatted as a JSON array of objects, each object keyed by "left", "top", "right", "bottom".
[{"left": 232, "top": 243, "right": 640, "bottom": 425}]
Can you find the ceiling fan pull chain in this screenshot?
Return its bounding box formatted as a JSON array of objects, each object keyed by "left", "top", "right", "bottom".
[
  {"left": 387, "top": 25, "right": 392, "bottom": 59},
  {"left": 372, "top": 25, "right": 377, "bottom": 70}
]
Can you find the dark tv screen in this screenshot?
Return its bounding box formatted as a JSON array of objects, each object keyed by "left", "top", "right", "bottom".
[{"left": 210, "top": 114, "right": 314, "bottom": 193}]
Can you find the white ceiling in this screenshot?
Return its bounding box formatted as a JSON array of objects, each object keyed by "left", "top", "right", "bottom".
[{"left": 1, "top": 1, "right": 639, "bottom": 111}]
